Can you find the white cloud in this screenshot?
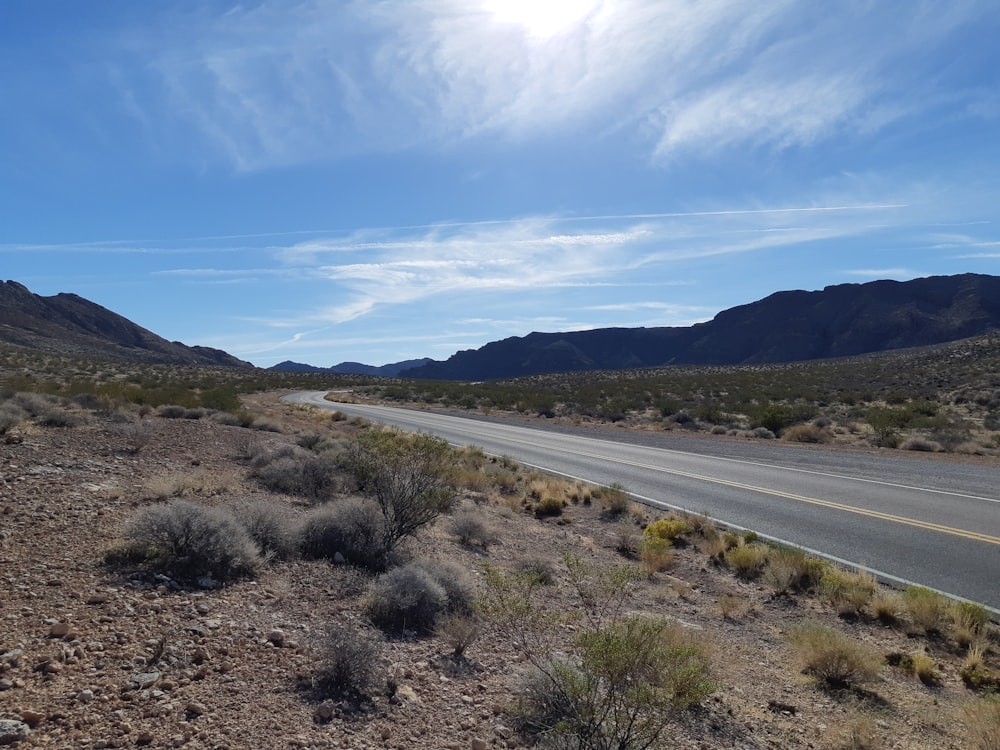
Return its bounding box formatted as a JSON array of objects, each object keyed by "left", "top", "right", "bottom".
[{"left": 103, "top": 0, "right": 995, "bottom": 170}]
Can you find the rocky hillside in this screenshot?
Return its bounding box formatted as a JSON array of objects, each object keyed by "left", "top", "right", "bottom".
[
  {"left": 0, "top": 280, "right": 249, "bottom": 367},
  {"left": 404, "top": 274, "right": 1000, "bottom": 380}
]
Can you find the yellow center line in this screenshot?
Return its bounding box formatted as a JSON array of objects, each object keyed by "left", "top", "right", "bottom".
[{"left": 494, "top": 433, "right": 1000, "bottom": 546}]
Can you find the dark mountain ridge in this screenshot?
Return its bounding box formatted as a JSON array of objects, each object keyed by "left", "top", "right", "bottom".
[
  {"left": 269, "top": 358, "right": 433, "bottom": 377},
  {"left": 402, "top": 273, "right": 1000, "bottom": 380},
  {"left": 0, "top": 280, "right": 250, "bottom": 367}
]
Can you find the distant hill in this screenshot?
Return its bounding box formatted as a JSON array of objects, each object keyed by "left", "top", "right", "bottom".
[
  {"left": 402, "top": 274, "right": 1000, "bottom": 380},
  {"left": 269, "top": 358, "right": 433, "bottom": 377},
  {"left": 0, "top": 280, "right": 250, "bottom": 367}
]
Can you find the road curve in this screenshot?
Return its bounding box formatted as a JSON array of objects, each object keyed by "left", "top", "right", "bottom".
[{"left": 284, "top": 391, "right": 1000, "bottom": 611}]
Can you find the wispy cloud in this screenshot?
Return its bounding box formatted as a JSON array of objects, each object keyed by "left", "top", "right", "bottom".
[{"left": 99, "top": 1, "right": 995, "bottom": 171}]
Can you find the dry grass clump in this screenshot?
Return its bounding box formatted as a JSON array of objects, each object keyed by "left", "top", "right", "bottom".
[
  {"left": 899, "top": 436, "right": 944, "bottom": 452},
  {"left": 782, "top": 423, "right": 832, "bottom": 443},
  {"left": 724, "top": 541, "right": 769, "bottom": 580},
  {"left": 870, "top": 587, "right": 904, "bottom": 624},
  {"left": 143, "top": 468, "right": 239, "bottom": 499},
  {"left": 819, "top": 568, "right": 878, "bottom": 617},
  {"left": 762, "top": 547, "right": 828, "bottom": 594},
  {"left": 788, "top": 622, "right": 881, "bottom": 688},
  {"left": 832, "top": 716, "right": 881, "bottom": 750},
  {"left": 366, "top": 559, "right": 473, "bottom": 634},
  {"left": 595, "top": 482, "right": 631, "bottom": 517},
  {"left": 638, "top": 537, "right": 675, "bottom": 576},
  {"left": 950, "top": 600, "right": 991, "bottom": 648},
  {"left": 435, "top": 613, "right": 482, "bottom": 658},
  {"left": 902, "top": 586, "right": 950, "bottom": 635},
  {"left": 231, "top": 499, "right": 297, "bottom": 561}
]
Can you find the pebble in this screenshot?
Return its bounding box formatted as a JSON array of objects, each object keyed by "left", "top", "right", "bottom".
[
  {"left": 266, "top": 629, "right": 285, "bottom": 647},
  {"left": 18, "top": 710, "right": 45, "bottom": 727},
  {"left": 48, "top": 621, "right": 72, "bottom": 638},
  {"left": 129, "top": 672, "right": 161, "bottom": 690},
  {"left": 471, "top": 739, "right": 488, "bottom": 750}
]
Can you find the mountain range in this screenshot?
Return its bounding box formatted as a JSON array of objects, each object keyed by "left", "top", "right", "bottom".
[
  {"left": 397, "top": 273, "right": 1000, "bottom": 380},
  {"left": 4, "top": 274, "right": 1000, "bottom": 377},
  {"left": 0, "top": 280, "right": 250, "bottom": 367}
]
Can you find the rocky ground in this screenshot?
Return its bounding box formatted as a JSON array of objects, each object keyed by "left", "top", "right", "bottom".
[{"left": 0, "top": 391, "right": 997, "bottom": 749}]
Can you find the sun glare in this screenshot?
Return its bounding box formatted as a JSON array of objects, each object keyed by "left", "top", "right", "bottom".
[{"left": 484, "top": 0, "right": 599, "bottom": 38}]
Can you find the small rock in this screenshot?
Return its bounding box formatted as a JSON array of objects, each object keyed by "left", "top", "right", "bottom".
[
  {"left": 266, "top": 629, "right": 285, "bottom": 647},
  {"left": 0, "top": 679, "right": 14, "bottom": 691},
  {"left": 18, "top": 710, "right": 44, "bottom": 727},
  {"left": 129, "top": 672, "right": 160, "bottom": 690},
  {"left": 48, "top": 622, "right": 71, "bottom": 638},
  {"left": 86, "top": 593, "right": 110, "bottom": 605},
  {"left": 471, "top": 739, "right": 488, "bottom": 750},
  {"left": 380, "top": 726, "right": 392, "bottom": 740},
  {"left": 184, "top": 702, "right": 206, "bottom": 717},
  {"left": 0, "top": 719, "right": 29, "bottom": 744},
  {"left": 196, "top": 577, "right": 219, "bottom": 590},
  {"left": 136, "top": 731, "right": 154, "bottom": 746},
  {"left": 75, "top": 689, "right": 95, "bottom": 703},
  {"left": 333, "top": 551, "right": 346, "bottom": 564}
]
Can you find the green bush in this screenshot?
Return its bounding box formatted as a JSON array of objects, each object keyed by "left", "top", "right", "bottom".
[
  {"left": 114, "top": 500, "right": 262, "bottom": 582},
  {"left": 488, "top": 557, "right": 714, "bottom": 749},
  {"left": 342, "top": 429, "right": 456, "bottom": 548},
  {"left": 724, "top": 542, "right": 769, "bottom": 580}
]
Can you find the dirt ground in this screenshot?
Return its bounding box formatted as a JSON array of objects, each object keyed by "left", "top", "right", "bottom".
[{"left": 0, "top": 391, "right": 996, "bottom": 749}]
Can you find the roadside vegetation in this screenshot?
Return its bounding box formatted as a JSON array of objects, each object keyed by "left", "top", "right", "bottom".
[
  {"left": 356, "top": 332, "right": 1000, "bottom": 456},
  {"left": 3, "top": 337, "right": 1000, "bottom": 748}
]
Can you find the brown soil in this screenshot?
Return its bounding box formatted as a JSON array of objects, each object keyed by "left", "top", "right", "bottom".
[{"left": 0, "top": 392, "right": 995, "bottom": 749}]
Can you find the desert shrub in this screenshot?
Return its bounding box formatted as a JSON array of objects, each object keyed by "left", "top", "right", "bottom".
[
  {"left": 157, "top": 404, "right": 190, "bottom": 419},
  {"left": 297, "top": 499, "right": 390, "bottom": 570},
  {"left": 39, "top": 407, "right": 88, "bottom": 428},
  {"left": 297, "top": 433, "right": 336, "bottom": 453},
  {"left": 788, "top": 622, "right": 880, "bottom": 688},
  {"left": 516, "top": 556, "right": 556, "bottom": 585},
  {"left": 411, "top": 558, "right": 475, "bottom": 615},
  {"left": 961, "top": 644, "right": 1000, "bottom": 692},
  {"left": 902, "top": 586, "right": 949, "bottom": 635},
  {"left": 0, "top": 404, "right": 25, "bottom": 434},
  {"left": 114, "top": 500, "right": 262, "bottom": 582},
  {"left": 533, "top": 497, "right": 565, "bottom": 517},
  {"left": 782, "top": 424, "right": 832, "bottom": 443},
  {"left": 751, "top": 426, "right": 775, "bottom": 439},
  {"left": 644, "top": 518, "right": 688, "bottom": 543},
  {"left": 899, "top": 437, "right": 943, "bottom": 452},
  {"left": 450, "top": 509, "right": 496, "bottom": 548},
  {"left": 964, "top": 695, "right": 1000, "bottom": 750},
  {"left": 342, "top": 429, "right": 456, "bottom": 548},
  {"left": 10, "top": 391, "right": 55, "bottom": 417},
  {"left": 366, "top": 562, "right": 449, "bottom": 633},
  {"left": 232, "top": 500, "right": 296, "bottom": 561},
  {"left": 436, "top": 613, "right": 481, "bottom": 658},
  {"left": 482, "top": 555, "right": 713, "bottom": 749},
  {"left": 314, "top": 625, "right": 384, "bottom": 699},
  {"left": 724, "top": 542, "right": 769, "bottom": 580},
  {"left": 252, "top": 449, "right": 342, "bottom": 502},
  {"left": 512, "top": 617, "right": 715, "bottom": 748}
]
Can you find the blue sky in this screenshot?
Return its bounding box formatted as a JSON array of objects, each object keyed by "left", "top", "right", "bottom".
[{"left": 2, "top": 1, "right": 999, "bottom": 368}]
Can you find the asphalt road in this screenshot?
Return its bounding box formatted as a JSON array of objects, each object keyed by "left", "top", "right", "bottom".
[{"left": 284, "top": 391, "right": 1000, "bottom": 611}]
